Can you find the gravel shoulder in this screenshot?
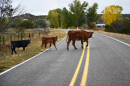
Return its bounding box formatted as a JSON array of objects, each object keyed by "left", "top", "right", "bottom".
[{"left": 93, "top": 30, "right": 130, "bottom": 45}]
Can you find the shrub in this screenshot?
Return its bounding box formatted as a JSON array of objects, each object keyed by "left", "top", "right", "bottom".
[
  {"left": 35, "top": 19, "right": 47, "bottom": 28},
  {"left": 121, "top": 17, "right": 130, "bottom": 34},
  {"left": 88, "top": 22, "right": 96, "bottom": 29},
  {"left": 105, "top": 24, "right": 114, "bottom": 32},
  {"left": 19, "top": 20, "right": 34, "bottom": 29},
  {"left": 111, "top": 19, "right": 123, "bottom": 32}
]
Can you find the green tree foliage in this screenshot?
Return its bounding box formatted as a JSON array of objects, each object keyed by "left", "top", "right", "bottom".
[
  {"left": 0, "top": 0, "right": 13, "bottom": 32},
  {"left": 0, "top": 0, "right": 25, "bottom": 33},
  {"left": 67, "top": 11, "right": 76, "bottom": 27},
  {"left": 61, "top": 7, "right": 69, "bottom": 28},
  {"left": 54, "top": 8, "right": 62, "bottom": 27},
  {"left": 69, "top": 0, "right": 88, "bottom": 27},
  {"left": 121, "top": 17, "right": 130, "bottom": 34},
  {"left": 9, "top": 17, "right": 23, "bottom": 28},
  {"left": 19, "top": 20, "right": 34, "bottom": 29},
  {"left": 46, "top": 10, "right": 59, "bottom": 28},
  {"left": 86, "top": 3, "right": 99, "bottom": 29},
  {"left": 35, "top": 19, "right": 47, "bottom": 28},
  {"left": 61, "top": 7, "right": 76, "bottom": 28},
  {"left": 105, "top": 17, "right": 130, "bottom": 34}
]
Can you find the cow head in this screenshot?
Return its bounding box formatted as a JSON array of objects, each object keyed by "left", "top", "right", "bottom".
[
  {"left": 56, "top": 36, "right": 59, "bottom": 41},
  {"left": 88, "top": 32, "right": 94, "bottom": 38},
  {"left": 27, "top": 39, "right": 31, "bottom": 44}
]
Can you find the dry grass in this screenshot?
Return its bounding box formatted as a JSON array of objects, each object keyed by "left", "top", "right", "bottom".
[
  {"left": 91, "top": 28, "right": 130, "bottom": 44},
  {"left": 0, "top": 29, "right": 67, "bottom": 72}
]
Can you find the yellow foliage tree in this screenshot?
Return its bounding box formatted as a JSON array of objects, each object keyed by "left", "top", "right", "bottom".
[{"left": 101, "top": 5, "right": 123, "bottom": 25}]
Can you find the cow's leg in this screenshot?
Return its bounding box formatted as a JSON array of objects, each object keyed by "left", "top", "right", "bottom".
[
  {"left": 45, "top": 44, "right": 47, "bottom": 49},
  {"left": 67, "top": 40, "right": 71, "bottom": 50},
  {"left": 86, "top": 40, "right": 89, "bottom": 47},
  {"left": 41, "top": 44, "right": 44, "bottom": 51},
  {"left": 53, "top": 42, "right": 57, "bottom": 50},
  {"left": 81, "top": 41, "right": 83, "bottom": 49},
  {"left": 72, "top": 40, "right": 77, "bottom": 50},
  {"left": 49, "top": 43, "right": 51, "bottom": 50},
  {"left": 23, "top": 47, "right": 25, "bottom": 51},
  {"left": 13, "top": 47, "right": 17, "bottom": 54},
  {"left": 11, "top": 46, "right": 13, "bottom": 54}
]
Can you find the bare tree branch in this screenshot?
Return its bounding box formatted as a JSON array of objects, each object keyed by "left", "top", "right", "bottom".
[{"left": 0, "top": 0, "right": 25, "bottom": 33}]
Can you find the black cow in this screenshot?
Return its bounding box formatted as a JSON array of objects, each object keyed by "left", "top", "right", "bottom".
[{"left": 11, "top": 39, "right": 31, "bottom": 54}]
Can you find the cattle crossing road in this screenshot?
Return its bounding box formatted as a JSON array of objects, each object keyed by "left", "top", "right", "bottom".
[{"left": 0, "top": 29, "right": 130, "bottom": 86}]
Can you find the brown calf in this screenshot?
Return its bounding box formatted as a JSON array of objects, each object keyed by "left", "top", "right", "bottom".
[
  {"left": 66, "top": 30, "right": 94, "bottom": 50},
  {"left": 41, "top": 36, "right": 58, "bottom": 51}
]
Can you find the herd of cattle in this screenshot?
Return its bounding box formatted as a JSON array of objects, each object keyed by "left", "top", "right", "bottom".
[{"left": 11, "top": 30, "right": 94, "bottom": 54}]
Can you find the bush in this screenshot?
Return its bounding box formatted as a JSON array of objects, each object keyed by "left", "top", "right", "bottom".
[
  {"left": 35, "top": 19, "right": 47, "bottom": 28},
  {"left": 88, "top": 22, "right": 96, "bottom": 29},
  {"left": 19, "top": 20, "right": 34, "bottom": 29},
  {"left": 120, "top": 17, "right": 130, "bottom": 34},
  {"left": 111, "top": 19, "right": 123, "bottom": 32},
  {"left": 105, "top": 24, "right": 114, "bottom": 32},
  {"left": 105, "top": 18, "right": 130, "bottom": 34}
]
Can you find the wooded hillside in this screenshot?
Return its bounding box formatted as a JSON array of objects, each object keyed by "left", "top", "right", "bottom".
[{"left": 15, "top": 13, "right": 130, "bottom": 24}]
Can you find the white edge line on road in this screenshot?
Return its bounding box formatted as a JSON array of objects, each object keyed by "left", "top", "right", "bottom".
[
  {"left": 0, "top": 36, "right": 67, "bottom": 76},
  {"left": 96, "top": 32, "right": 130, "bottom": 47}
]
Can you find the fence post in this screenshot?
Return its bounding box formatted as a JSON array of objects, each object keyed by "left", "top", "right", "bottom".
[
  {"left": 44, "top": 28, "right": 46, "bottom": 34},
  {"left": 39, "top": 31, "right": 40, "bottom": 37},
  {"left": 0, "top": 35, "right": 1, "bottom": 45},
  {"left": 24, "top": 33, "right": 26, "bottom": 39},
  {"left": 3, "top": 34, "right": 4, "bottom": 45},
  {"left": 10, "top": 34, "right": 12, "bottom": 42},
  {"left": 21, "top": 33, "right": 22, "bottom": 40},
  {"left": 48, "top": 29, "right": 49, "bottom": 33},
  {"left": 32, "top": 33, "right": 34, "bottom": 38},
  {"left": 18, "top": 32, "right": 19, "bottom": 40},
  {"left": 29, "top": 33, "right": 30, "bottom": 38}
]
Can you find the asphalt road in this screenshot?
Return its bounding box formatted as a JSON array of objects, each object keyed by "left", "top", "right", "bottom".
[{"left": 0, "top": 29, "right": 130, "bottom": 86}]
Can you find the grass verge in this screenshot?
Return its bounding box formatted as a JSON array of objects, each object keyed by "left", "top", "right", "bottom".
[{"left": 0, "top": 29, "right": 67, "bottom": 72}]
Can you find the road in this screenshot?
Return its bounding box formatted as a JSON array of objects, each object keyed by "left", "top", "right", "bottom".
[{"left": 0, "top": 29, "right": 130, "bottom": 86}]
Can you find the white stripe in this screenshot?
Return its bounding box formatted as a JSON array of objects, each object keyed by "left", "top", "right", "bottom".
[
  {"left": 0, "top": 36, "right": 67, "bottom": 76},
  {"left": 96, "top": 33, "right": 130, "bottom": 47}
]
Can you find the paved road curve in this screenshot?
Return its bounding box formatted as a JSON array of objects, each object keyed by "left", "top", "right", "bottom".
[{"left": 0, "top": 29, "right": 130, "bottom": 86}]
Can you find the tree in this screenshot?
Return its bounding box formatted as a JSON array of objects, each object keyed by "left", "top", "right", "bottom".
[
  {"left": 121, "top": 17, "right": 130, "bottom": 34},
  {"left": 61, "top": 7, "right": 69, "bottom": 28},
  {"left": 9, "top": 17, "right": 23, "bottom": 28},
  {"left": 86, "top": 3, "right": 99, "bottom": 29},
  {"left": 61, "top": 7, "right": 76, "bottom": 28},
  {"left": 19, "top": 20, "right": 34, "bottom": 29},
  {"left": 67, "top": 11, "right": 76, "bottom": 27},
  {"left": 101, "top": 5, "right": 123, "bottom": 25},
  {"left": 46, "top": 10, "right": 59, "bottom": 28},
  {"left": 0, "top": 0, "right": 25, "bottom": 33},
  {"left": 54, "top": 8, "right": 62, "bottom": 27},
  {"left": 35, "top": 19, "right": 47, "bottom": 28},
  {"left": 69, "top": 0, "right": 88, "bottom": 27}
]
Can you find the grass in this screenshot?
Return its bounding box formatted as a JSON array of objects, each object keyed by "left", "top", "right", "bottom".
[{"left": 0, "top": 29, "right": 67, "bottom": 72}]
